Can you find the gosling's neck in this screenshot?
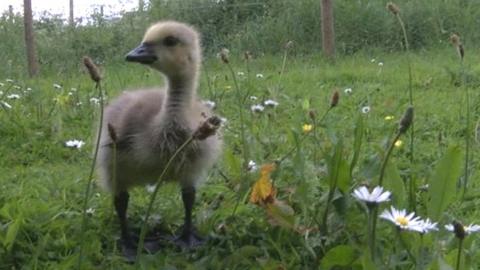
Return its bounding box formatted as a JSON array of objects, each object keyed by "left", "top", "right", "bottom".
[{"left": 163, "top": 70, "right": 198, "bottom": 118}]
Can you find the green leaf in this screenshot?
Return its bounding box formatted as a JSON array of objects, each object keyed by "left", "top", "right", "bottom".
[
  {"left": 265, "top": 200, "right": 295, "bottom": 230},
  {"left": 320, "top": 245, "right": 357, "bottom": 269},
  {"left": 383, "top": 162, "right": 406, "bottom": 207},
  {"left": 427, "top": 145, "right": 462, "bottom": 221},
  {"left": 4, "top": 219, "right": 21, "bottom": 251},
  {"left": 327, "top": 139, "right": 351, "bottom": 192},
  {"left": 350, "top": 114, "right": 364, "bottom": 176}
]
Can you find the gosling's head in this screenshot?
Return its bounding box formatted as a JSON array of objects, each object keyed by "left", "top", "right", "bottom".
[{"left": 126, "top": 21, "right": 201, "bottom": 79}]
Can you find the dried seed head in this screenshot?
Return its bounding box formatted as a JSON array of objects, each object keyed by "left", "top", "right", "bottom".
[
  {"left": 450, "top": 34, "right": 464, "bottom": 60},
  {"left": 330, "top": 90, "right": 340, "bottom": 108},
  {"left": 453, "top": 220, "right": 466, "bottom": 240},
  {"left": 107, "top": 123, "right": 117, "bottom": 143},
  {"left": 398, "top": 106, "right": 414, "bottom": 134},
  {"left": 218, "top": 48, "right": 230, "bottom": 64},
  {"left": 308, "top": 110, "right": 316, "bottom": 120},
  {"left": 82, "top": 56, "right": 102, "bottom": 83},
  {"left": 450, "top": 34, "right": 461, "bottom": 46},
  {"left": 284, "top": 40, "right": 294, "bottom": 50},
  {"left": 193, "top": 116, "right": 222, "bottom": 140},
  {"left": 243, "top": 51, "right": 253, "bottom": 61},
  {"left": 386, "top": 2, "right": 400, "bottom": 15}
]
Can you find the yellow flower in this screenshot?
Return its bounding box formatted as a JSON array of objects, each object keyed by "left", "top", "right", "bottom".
[
  {"left": 385, "top": 115, "right": 394, "bottom": 121},
  {"left": 394, "top": 140, "right": 403, "bottom": 147},
  {"left": 303, "top": 124, "right": 313, "bottom": 133},
  {"left": 250, "top": 163, "right": 276, "bottom": 205}
]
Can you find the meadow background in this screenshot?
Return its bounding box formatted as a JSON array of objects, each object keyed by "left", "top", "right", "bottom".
[{"left": 2, "top": 0, "right": 480, "bottom": 269}]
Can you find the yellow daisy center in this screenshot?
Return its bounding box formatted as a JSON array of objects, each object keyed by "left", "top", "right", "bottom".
[{"left": 395, "top": 216, "right": 409, "bottom": 226}]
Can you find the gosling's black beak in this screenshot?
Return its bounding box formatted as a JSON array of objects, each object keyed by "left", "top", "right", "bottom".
[{"left": 125, "top": 43, "right": 157, "bottom": 64}]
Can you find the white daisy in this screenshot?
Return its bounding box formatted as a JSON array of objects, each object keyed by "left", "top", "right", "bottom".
[
  {"left": 0, "top": 90, "right": 3, "bottom": 95},
  {"left": 247, "top": 160, "right": 258, "bottom": 172},
  {"left": 6, "top": 94, "right": 20, "bottom": 99},
  {"left": 344, "top": 88, "right": 353, "bottom": 94},
  {"left": 370, "top": 58, "right": 376, "bottom": 63},
  {"left": 65, "top": 139, "right": 85, "bottom": 149},
  {"left": 71, "top": 87, "right": 77, "bottom": 91},
  {"left": 86, "top": 208, "right": 95, "bottom": 215},
  {"left": 251, "top": 104, "right": 265, "bottom": 112},
  {"left": 90, "top": 97, "right": 100, "bottom": 104},
  {"left": 6, "top": 79, "right": 14, "bottom": 83},
  {"left": 264, "top": 99, "right": 279, "bottom": 107},
  {"left": 445, "top": 223, "right": 480, "bottom": 235},
  {"left": 53, "top": 83, "right": 62, "bottom": 89},
  {"left": 237, "top": 71, "right": 245, "bottom": 76},
  {"left": 249, "top": 96, "right": 258, "bottom": 101},
  {"left": 13, "top": 85, "right": 21, "bottom": 90},
  {"left": 203, "top": 100, "right": 216, "bottom": 109},
  {"left": 0, "top": 83, "right": 5, "bottom": 87},
  {"left": 362, "top": 106, "right": 371, "bottom": 114},
  {"left": 418, "top": 218, "right": 438, "bottom": 234},
  {"left": 1, "top": 101, "right": 12, "bottom": 109},
  {"left": 256, "top": 73, "right": 264, "bottom": 79},
  {"left": 352, "top": 186, "right": 391, "bottom": 204},
  {"left": 26, "top": 87, "right": 32, "bottom": 91},
  {"left": 378, "top": 62, "right": 384, "bottom": 67},
  {"left": 380, "top": 206, "right": 423, "bottom": 232}
]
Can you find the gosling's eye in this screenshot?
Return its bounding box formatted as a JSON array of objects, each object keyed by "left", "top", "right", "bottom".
[{"left": 163, "top": 36, "right": 180, "bottom": 47}]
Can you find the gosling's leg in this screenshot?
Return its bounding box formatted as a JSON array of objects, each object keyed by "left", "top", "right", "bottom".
[
  {"left": 114, "top": 191, "right": 137, "bottom": 262},
  {"left": 174, "top": 186, "right": 205, "bottom": 248}
]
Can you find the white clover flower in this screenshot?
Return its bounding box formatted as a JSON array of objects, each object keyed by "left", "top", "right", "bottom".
[
  {"left": 256, "top": 73, "right": 264, "bottom": 79},
  {"left": 90, "top": 97, "right": 100, "bottom": 104},
  {"left": 418, "top": 218, "right": 438, "bottom": 234},
  {"left": 65, "top": 139, "right": 85, "bottom": 149},
  {"left": 445, "top": 223, "right": 480, "bottom": 235},
  {"left": 6, "top": 94, "right": 20, "bottom": 99},
  {"left": 344, "top": 88, "right": 353, "bottom": 94},
  {"left": 378, "top": 62, "right": 384, "bottom": 67},
  {"left": 352, "top": 186, "right": 391, "bottom": 204},
  {"left": 219, "top": 117, "right": 228, "bottom": 126},
  {"left": 251, "top": 104, "right": 265, "bottom": 112},
  {"left": 146, "top": 185, "right": 156, "bottom": 193},
  {"left": 53, "top": 83, "right": 62, "bottom": 89},
  {"left": 203, "top": 100, "right": 216, "bottom": 109},
  {"left": 237, "top": 71, "right": 245, "bottom": 76},
  {"left": 362, "top": 106, "right": 371, "bottom": 114},
  {"left": 264, "top": 99, "right": 279, "bottom": 107},
  {"left": 380, "top": 206, "right": 423, "bottom": 232},
  {"left": 86, "top": 208, "right": 95, "bottom": 215},
  {"left": 247, "top": 160, "right": 258, "bottom": 172},
  {"left": 6, "top": 79, "right": 14, "bottom": 83},
  {"left": 249, "top": 96, "right": 258, "bottom": 101},
  {"left": 1, "top": 101, "right": 12, "bottom": 109}
]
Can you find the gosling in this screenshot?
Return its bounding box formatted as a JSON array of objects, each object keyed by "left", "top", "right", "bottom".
[{"left": 96, "top": 21, "right": 222, "bottom": 259}]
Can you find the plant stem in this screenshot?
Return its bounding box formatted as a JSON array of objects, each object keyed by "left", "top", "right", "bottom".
[
  {"left": 135, "top": 137, "right": 194, "bottom": 264},
  {"left": 397, "top": 229, "right": 416, "bottom": 265},
  {"left": 460, "top": 59, "right": 470, "bottom": 197},
  {"left": 77, "top": 82, "right": 103, "bottom": 269},
  {"left": 455, "top": 238, "right": 463, "bottom": 270},
  {"left": 367, "top": 206, "right": 376, "bottom": 260},
  {"left": 396, "top": 13, "right": 416, "bottom": 211}
]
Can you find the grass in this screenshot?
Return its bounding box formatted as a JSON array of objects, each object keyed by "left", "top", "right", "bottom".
[{"left": 2, "top": 47, "right": 480, "bottom": 269}]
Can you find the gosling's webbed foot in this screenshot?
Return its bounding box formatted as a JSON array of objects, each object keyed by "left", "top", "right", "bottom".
[
  {"left": 173, "top": 226, "right": 206, "bottom": 248},
  {"left": 118, "top": 232, "right": 162, "bottom": 263}
]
